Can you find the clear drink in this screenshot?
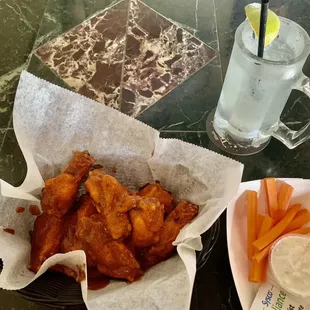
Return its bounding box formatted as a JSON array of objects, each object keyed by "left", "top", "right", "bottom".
[{"left": 208, "top": 17, "right": 310, "bottom": 155}]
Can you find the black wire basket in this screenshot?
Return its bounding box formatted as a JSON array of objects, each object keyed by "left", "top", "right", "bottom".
[{"left": 0, "top": 218, "right": 220, "bottom": 309}]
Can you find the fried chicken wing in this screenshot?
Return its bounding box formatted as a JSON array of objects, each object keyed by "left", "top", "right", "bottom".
[
  {"left": 60, "top": 211, "right": 96, "bottom": 267},
  {"left": 138, "top": 183, "right": 174, "bottom": 214},
  {"left": 166, "top": 200, "right": 199, "bottom": 227},
  {"left": 141, "top": 200, "right": 198, "bottom": 269},
  {"left": 75, "top": 194, "right": 111, "bottom": 244},
  {"left": 76, "top": 214, "right": 112, "bottom": 246},
  {"left": 129, "top": 197, "right": 164, "bottom": 248},
  {"left": 76, "top": 194, "right": 98, "bottom": 218},
  {"left": 75, "top": 194, "right": 111, "bottom": 245},
  {"left": 96, "top": 241, "right": 143, "bottom": 282},
  {"left": 29, "top": 213, "right": 64, "bottom": 273},
  {"left": 41, "top": 152, "right": 94, "bottom": 218},
  {"left": 85, "top": 169, "right": 138, "bottom": 239},
  {"left": 74, "top": 204, "right": 142, "bottom": 282},
  {"left": 29, "top": 151, "right": 197, "bottom": 286},
  {"left": 61, "top": 213, "right": 81, "bottom": 253},
  {"left": 85, "top": 169, "right": 128, "bottom": 208}
]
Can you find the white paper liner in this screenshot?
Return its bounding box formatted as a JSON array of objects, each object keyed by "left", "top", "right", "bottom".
[{"left": 0, "top": 71, "right": 243, "bottom": 310}]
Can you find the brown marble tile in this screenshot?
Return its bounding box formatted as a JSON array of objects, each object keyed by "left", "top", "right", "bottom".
[
  {"left": 36, "top": 0, "right": 129, "bottom": 109},
  {"left": 121, "top": 0, "right": 217, "bottom": 116},
  {"left": 35, "top": 0, "right": 217, "bottom": 116}
]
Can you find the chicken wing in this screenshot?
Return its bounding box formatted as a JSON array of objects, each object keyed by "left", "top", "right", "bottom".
[
  {"left": 166, "top": 200, "right": 199, "bottom": 227},
  {"left": 75, "top": 205, "right": 142, "bottom": 282},
  {"left": 61, "top": 212, "right": 81, "bottom": 253},
  {"left": 138, "top": 183, "right": 174, "bottom": 214},
  {"left": 85, "top": 169, "right": 139, "bottom": 240},
  {"left": 96, "top": 241, "right": 143, "bottom": 282},
  {"left": 41, "top": 151, "right": 94, "bottom": 218},
  {"left": 60, "top": 212, "right": 96, "bottom": 267},
  {"left": 76, "top": 194, "right": 98, "bottom": 218},
  {"left": 140, "top": 200, "right": 198, "bottom": 269},
  {"left": 29, "top": 212, "right": 64, "bottom": 273},
  {"left": 29, "top": 151, "right": 197, "bottom": 284},
  {"left": 75, "top": 213, "right": 107, "bottom": 246},
  {"left": 129, "top": 197, "right": 164, "bottom": 248}
]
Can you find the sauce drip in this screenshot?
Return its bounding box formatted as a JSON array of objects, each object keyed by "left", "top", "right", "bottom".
[
  {"left": 77, "top": 264, "right": 86, "bottom": 282},
  {"left": 3, "top": 228, "right": 15, "bottom": 235},
  {"left": 16, "top": 207, "right": 25, "bottom": 214},
  {"left": 88, "top": 275, "right": 110, "bottom": 290},
  {"left": 29, "top": 205, "right": 41, "bottom": 216},
  {"left": 87, "top": 268, "right": 110, "bottom": 290}
]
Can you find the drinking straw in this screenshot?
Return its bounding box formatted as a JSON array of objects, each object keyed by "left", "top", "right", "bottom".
[{"left": 257, "top": 0, "right": 269, "bottom": 57}]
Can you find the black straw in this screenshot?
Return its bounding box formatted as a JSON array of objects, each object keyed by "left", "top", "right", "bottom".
[{"left": 257, "top": 0, "right": 269, "bottom": 58}]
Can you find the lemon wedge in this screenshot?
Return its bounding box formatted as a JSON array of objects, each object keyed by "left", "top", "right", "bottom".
[{"left": 245, "top": 3, "right": 280, "bottom": 46}]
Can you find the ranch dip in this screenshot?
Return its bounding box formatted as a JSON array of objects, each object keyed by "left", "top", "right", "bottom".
[{"left": 270, "top": 234, "right": 310, "bottom": 298}]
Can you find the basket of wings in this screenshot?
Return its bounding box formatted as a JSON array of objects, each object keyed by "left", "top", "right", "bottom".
[{"left": 0, "top": 72, "right": 243, "bottom": 310}]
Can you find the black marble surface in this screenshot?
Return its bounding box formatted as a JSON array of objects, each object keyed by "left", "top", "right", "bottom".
[{"left": 1, "top": 0, "right": 310, "bottom": 309}]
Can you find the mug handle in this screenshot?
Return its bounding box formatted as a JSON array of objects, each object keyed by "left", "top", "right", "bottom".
[{"left": 272, "top": 73, "right": 310, "bottom": 149}]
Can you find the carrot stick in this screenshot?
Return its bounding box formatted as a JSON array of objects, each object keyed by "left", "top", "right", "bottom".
[
  {"left": 249, "top": 258, "right": 268, "bottom": 283},
  {"left": 264, "top": 178, "right": 278, "bottom": 220},
  {"left": 282, "top": 207, "right": 310, "bottom": 234},
  {"left": 289, "top": 227, "right": 310, "bottom": 235},
  {"left": 258, "top": 215, "right": 274, "bottom": 237},
  {"left": 249, "top": 260, "right": 260, "bottom": 283},
  {"left": 260, "top": 258, "right": 268, "bottom": 283},
  {"left": 253, "top": 203, "right": 301, "bottom": 251},
  {"left": 257, "top": 214, "right": 265, "bottom": 233},
  {"left": 247, "top": 191, "right": 258, "bottom": 260},
  {"left": 253, "top": 224, "right": 310, "bottom": 264},
  {"left": 253, "top": 243, "right": 273, "bottom": 264},
  {"left": 254, "top": 215, "right": 274, "bottom": 255},
  {"left": 277, "top": 183, "right": 294, "bottom": 221},
  {"left": 249, "top": 261, "right": 260, "bottom": 283}
]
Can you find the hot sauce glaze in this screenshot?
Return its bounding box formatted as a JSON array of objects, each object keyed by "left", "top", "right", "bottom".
[
  {"left": 87, "top": 268, "right": 110, "bottom": 290},
  {"left": 29, "top": 205, "right": 41, "bottom": 216},
  {"left": 77, "top": 264, "right": 86, "bottom": 282},
  {"left": 3, "top": 228, "right": 15, "bottom": 235},
  {"left": 88, "top": 275, "right": 110, "bottom": 290},
  {"left": 16, "top": 207, "right": 25, "bottom": 214}
]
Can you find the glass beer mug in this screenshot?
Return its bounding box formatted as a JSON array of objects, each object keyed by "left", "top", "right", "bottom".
[{"left": 207, "top": 17, "right": 310, "bottom": 155}]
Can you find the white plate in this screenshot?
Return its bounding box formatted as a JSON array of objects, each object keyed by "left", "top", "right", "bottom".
[{"left": 226, "top": 178, "right": 310, "bottom": 310}]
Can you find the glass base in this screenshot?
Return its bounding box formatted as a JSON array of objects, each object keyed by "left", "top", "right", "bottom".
[{"left": 206, "top": 109, "right": 270, "bottom": 156}]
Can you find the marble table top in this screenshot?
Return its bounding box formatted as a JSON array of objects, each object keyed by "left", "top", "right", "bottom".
[{"left": 1, "top": 0, "right": 310, "bottom": 309}]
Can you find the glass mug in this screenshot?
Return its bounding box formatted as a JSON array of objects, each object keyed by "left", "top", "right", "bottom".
[{"left": 207, "top": 17, "right": 310, "bottom": 155}]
